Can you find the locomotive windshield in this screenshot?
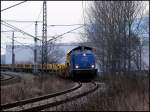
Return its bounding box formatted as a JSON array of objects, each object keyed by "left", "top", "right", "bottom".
[
  {"left": 73, "top": 49, "right": 92, "bottom": 54},
  {"left": 71, "top": 52, "right": 95, "bottom": 69}
]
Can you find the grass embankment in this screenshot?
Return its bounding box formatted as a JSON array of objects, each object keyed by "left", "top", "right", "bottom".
[
  {"left": 1, "top": 74, "right": 74, "bottom": 104},
  {"left": 56, "top": 73, "right": 149, "bottom": 111},
  {"left": 87, "top": 73, "right": 149, "bottom": 111},
  {"left": 1, "top": 72, "right": 149, "bottom": 111}
]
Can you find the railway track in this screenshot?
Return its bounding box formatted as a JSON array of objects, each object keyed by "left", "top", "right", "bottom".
[
  {"left": 1, "top": 72, "right": 21, "bottom": 86},
  {"left": 1, "top": 82, "right": 98, "bottom": 111},
  {"left": 1, "top": 73, "right": 14, "bottom": 81}
]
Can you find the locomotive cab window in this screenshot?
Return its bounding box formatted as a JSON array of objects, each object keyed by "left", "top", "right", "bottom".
[{"left": 83, "top": 49, "right": 92, "bottom": 53}]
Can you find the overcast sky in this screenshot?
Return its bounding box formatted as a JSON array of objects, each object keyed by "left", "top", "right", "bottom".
[{"left": 1, "top": 1, "right": 149, "bottom": 55}]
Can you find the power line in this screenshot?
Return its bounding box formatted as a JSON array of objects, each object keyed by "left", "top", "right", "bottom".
[
  {"left": 1, "top": 21, "right": 42, "bottom": 41},
  {"left": 69, "top": 31, "right": 88, "bottom": 35},
  {"left": 2, "top": 36, "right": 40, "bottom": 51},
  {"left": 1, "top": 30, "right": 16, "bottom": 32},
  {"left": 1, "top": 30, "right": 32, "bottom": 40},
  {"left": 5, "top": 35, "right": 34, "bottom": 50},
  {"left": 1, "top": 21, "right": 35, "bottom": 38},
  {"left": 1, "top": 31, "right": 34, "bottom": 40},
  {"left": 15, "top": 36, "right": 34, "bottom": 40},
  {"left": 1, "top": 23, "right": 87, "bottom": 46},
  {"left": 47, "top": 24, "right": 85, "bottom": 27},
  {"left": 1, "top": 21, "right": 38, "bottom": 32},
  {"left": 1, "top": 30, "right": 36, "bottom": 40},
  {"left": 1, "top": 46, "right": 12, "bottom": 53},
  {"left": 82, "top": 1, "right": 85, "bottom": 25},
  {"left": 1, "top": 20, "right": 42, "bottom": 23},
  {"left": 1, "top": 44, "right": 32, "bottom": 54},
  {"left": 47, "top": 25, "right": 84, "bottom": 43},
  {"left": 36, "top": 3, "right": 43, "bottom": 21},
  {"left": 2, "top": 20, "right": 86, "bottom": 26},
  {"left": 1, "top": 1, "right": 27, "bottom": 12}
]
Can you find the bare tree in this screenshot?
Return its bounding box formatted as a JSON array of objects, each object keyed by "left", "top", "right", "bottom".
[
  {"left": 37, "top": 42, "right": 65, "bottom": 64},
  {"left": 83, "top": 1, "right": 147, "bottom": 74}
]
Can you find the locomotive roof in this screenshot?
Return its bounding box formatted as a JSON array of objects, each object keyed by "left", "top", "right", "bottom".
[{"left": 67, "top": 46, "right": 93, "bottom": 55}]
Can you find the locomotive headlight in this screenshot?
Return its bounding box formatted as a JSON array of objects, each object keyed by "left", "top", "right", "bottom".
[
  {"left": 83, "top": 53, "right": 86, "bottom": 56},
  {"left": 75, "top": 65, "right": 79, "bottom": 69},
  {"left": 91, "top": 65, "right": 95, "bottom": 68}
]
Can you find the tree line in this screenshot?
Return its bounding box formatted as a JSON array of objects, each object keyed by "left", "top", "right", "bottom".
[{"left": 83, "top": 1, "right": 148, "bottom": 74}]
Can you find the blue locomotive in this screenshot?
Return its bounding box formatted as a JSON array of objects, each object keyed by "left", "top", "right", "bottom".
[{"left": 65, "top": 46, "right": 97, "bottom": 80}]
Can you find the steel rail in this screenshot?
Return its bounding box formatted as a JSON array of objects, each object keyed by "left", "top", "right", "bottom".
[
  {"left": 1, "top": 73, "right": 14, "bottom": 81},
  {"left": 17, "top": 82, "right": 98, "bottom": 111},
  {"left": 1, "top": 82, "right": 81, "bottom": 110},
  {"left": 1, "top": 73, "right": 21, "bottom": 86}
]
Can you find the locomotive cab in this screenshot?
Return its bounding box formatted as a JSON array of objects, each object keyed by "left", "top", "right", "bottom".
[{"left": 66, "top": 46, "right": 97, "bottom": 80}]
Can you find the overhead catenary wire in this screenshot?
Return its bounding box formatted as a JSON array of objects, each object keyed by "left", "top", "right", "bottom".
[
  {"left": 5, "top": 35, "right": 34, "bottom": 50},
  {"left": 15, "top": 36, "right": 34, "bottom": 40},
  {"left": 1, "top": 20, "right": 42, "bottom": 23},
  {"left": 2, "top": 31, "right": 55, "bottom": 40},
  {"left": 1, "top": 46, "right": 12, "bottom": 53},
  {"left": 2, "top": 20, "right": 87, "bottom": 26},
  {"left": 1, "top": 22, "right": 88, "bottom": 46},
  {"left": 69, "top": 32, "right": 88, "bottom": 35},
  {"left": 1, "top": 30, "right": 16, "bottom": 32},
  {"left": 1, "top": 20, "right": 42, "bottom": 32},
  {"left": 82, "top": 1, "right": 85, "bottom": 25},
  {"left": 1, "top": 1, "right": 27, "bottom": 12},
  {"left": 2, "top": 32, "right": 34, "bottom": 49},
  {"left": 47, "top": 24, "right": 86, "bottom": 27},
  {"left": 1, "top": 1, "right": 88, "bottom": 49},
  {"left": 82, "top": 0, "right": 87, "bottom": 36},
  {"left": 1, "top": 31, "right": 34, "bottom": 40},
  {"left": 47, "top": 25, "right": 85, "bottom": 43},
  {"left": 1, "top": 21, "right": 88, "bottom": 43},
  {"left": 1, "top": 40, "right": 32, "bottom": 53},
  {"left": 36, "top": 3, "right": 43, "bottom": 21},
  {"left": 1, "top": 21, "right": 35, "bottom": 38},
  {"left": 1, "top": 21, "right": 42, "bottom": 41}
]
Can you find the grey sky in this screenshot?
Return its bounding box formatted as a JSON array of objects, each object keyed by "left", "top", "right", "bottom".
[
  {"left": 1, "top": 1, "right": 87, "bottom": 55},
  {"left": 1, "top": 1, "right": 149, "bottom": 55}
]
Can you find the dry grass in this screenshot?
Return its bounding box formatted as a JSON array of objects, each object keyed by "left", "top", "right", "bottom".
[
  {"left": 56, "top": 73, "right": 149, "bottom": 111},
  {"left": 1, "top": 74, "right": 74, "bottom": 104},
  {"left": 1, "top": 72, "right": 149, "bottom": 111},
  {"left": 87, "top": 74, "right": 149, "bottom": 111}
]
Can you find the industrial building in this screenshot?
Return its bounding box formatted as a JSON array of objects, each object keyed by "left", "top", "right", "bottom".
[{"left": 4, "top": 43, "right": 79, "bottom": 64}]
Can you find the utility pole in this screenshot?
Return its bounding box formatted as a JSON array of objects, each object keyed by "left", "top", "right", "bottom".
[
  {"left": 42, "top": 0, "right": 47, "bottom": 73},
  {"left": 139, "top": 37, "right": 142, "bottom": 71},
  {"left": 12, "top": 31, "right": 15, "bottom": 71},
  {"left": 34, "top": 21, "right": 38, "bottom": 74}
]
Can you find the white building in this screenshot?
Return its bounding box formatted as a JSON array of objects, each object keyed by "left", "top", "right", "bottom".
[
  {"left": 6, "top": 45, "right": 34, "bottom": 64},
  {"left": 5, "top": 43, "right": 79, "bottom": 64}
]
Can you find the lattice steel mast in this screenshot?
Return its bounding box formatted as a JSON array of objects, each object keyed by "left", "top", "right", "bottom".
[
  {"left": 12, "top": 31, "right": 15, "bottom": 72},
  {"left": 34, "top": 21, "right": 38, "bottom": 74},
  {"left": 42, "top": 1, "right": 47, "bottom": 72}
]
